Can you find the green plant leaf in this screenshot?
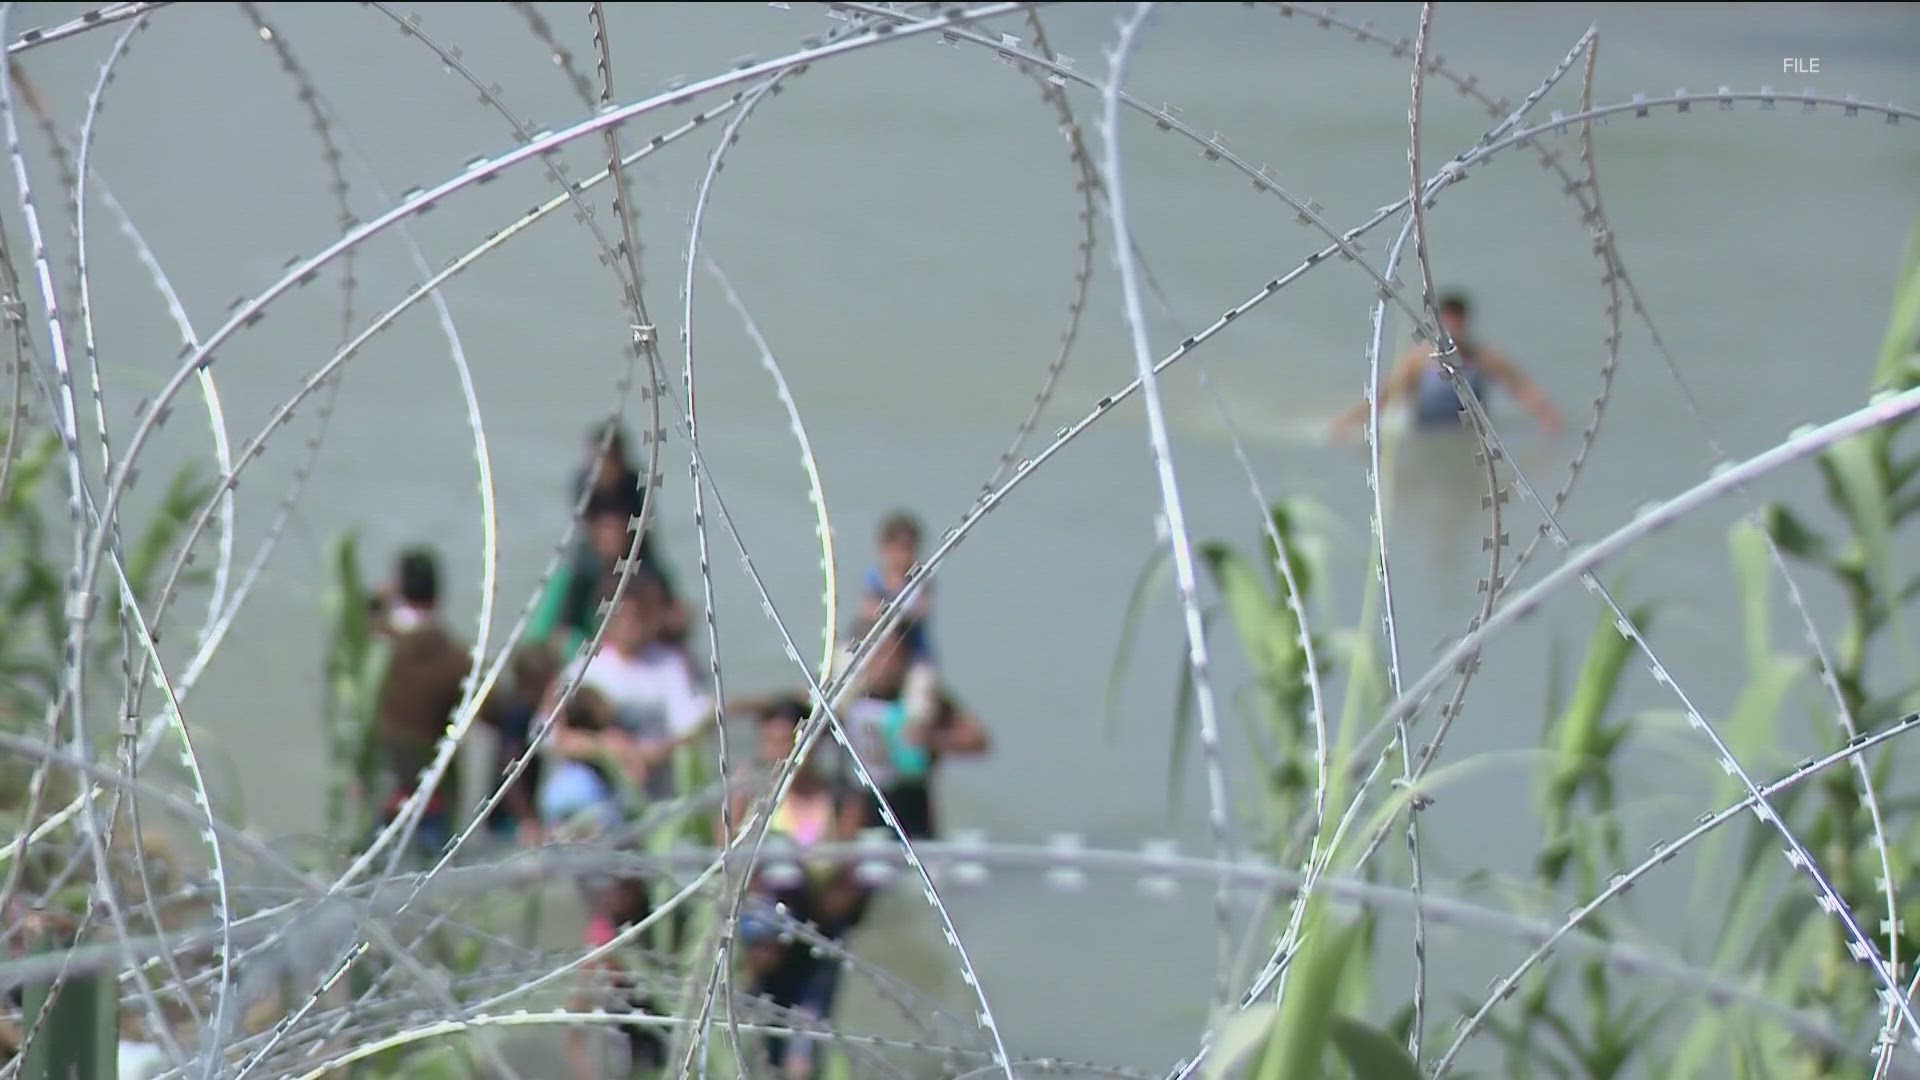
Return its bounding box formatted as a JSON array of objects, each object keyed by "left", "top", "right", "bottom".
[
  {"left": 19, "top": 970, "right": 116, "bottom": 1080},
  {"left": 1263, "top": 496, "right": 1335, "bottom": 607},
  {"left": 1105, "top": 545, "right": 1171, "bottom": 738},
  {"left": 121, "top": 463, "right": 214, "bottom": 610},
  {"left": 1665, "top": 1010, "right": 1725, "bottom": 1080},
  {"left": 1204, "top": 1004, "right": 1280, "bottom": 1080},
  {"left": 1254, "top": 909, "right": 1365, "bottom": 1080},
  {"left": 1874, "top": 213, "right": 1920, "bottom": 394},
  {"left": 1326, "top": 1014, "right": 1422, "bottom": 1080},
  {"left": 394, "top": 1044, "right": 468, "bottom": 1080},
  {"left": 3, "top": 432, "right": 59, "bottom": 513},
  {"left": 1168, "top": 629, "right": 1199, "bottom": 817},
  {"left": 321, "top": 527, "right": 390, "bottom": 846},
  {"left": 1759, "top": 503, "right": 1830, "bottom": 567},
  {"left": 1685, "top": 654, "right": 1800, "bottom": 923},
  {"left": 1539, "top": 597, "right": 1648, "bottom": 882},
  {"left": 1727, "top": 519, "right": 1773, "bottom": 671},
  {"left": 1824, "top": 436, "right": 1896, "bottom": 614},
  {"left": 1199, "top": 541, "right": 1296, "bottom": 694},
  {"left": 1718, "top": 658, "right": 1801, "bottom": 801}
]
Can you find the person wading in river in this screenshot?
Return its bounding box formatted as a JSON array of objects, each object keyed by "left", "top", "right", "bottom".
[
  {"left": 529, "top": 495, "right": 686, "bottom": 659},
  {"left": 1327, "top": 290, "right": 1563, "bottom": 441},
  {"left": 564, "top": 419, "right": 688, "bottom": 647},
  {"left": 724, "top": 696, "right": 874, "bottom": 1080},
  {"left": 837, "top": 617, "right": 989, "bottom": 840}
]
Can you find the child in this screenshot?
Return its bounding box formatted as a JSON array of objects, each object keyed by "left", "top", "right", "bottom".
[
  {"left": 547, "top": 572, "right": 711, "bottom": 804},
  {"left": 861, "top": 511, "right": 934, "bottom": 658},
  {"left": 840, "top": 618, "right": 988, "bottom": 841},
  {"left": 566, "top": 872, "right": 668, "bottom": 1079},
  {"left": 727, "top": 697, "right": 874, "bottom": 1080},
  {"left": 535, "top": 685, "right": 628, "bottom": 841},
  {"left": 855, "top": 511, "right": 940, "bottom": 725}
]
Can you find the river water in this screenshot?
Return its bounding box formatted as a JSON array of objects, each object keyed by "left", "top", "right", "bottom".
[{"left": 8, "top": 1, "right": 1919, "bottom": 1074}]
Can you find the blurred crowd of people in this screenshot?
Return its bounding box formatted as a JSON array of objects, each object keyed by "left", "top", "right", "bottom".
[{"left": 362, "top": 420, "right": 989, "bottom": 1079}]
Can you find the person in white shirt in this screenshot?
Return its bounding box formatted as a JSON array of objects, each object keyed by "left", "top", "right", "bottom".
[
  {"left": 532, "top": 571, "right": 703, "bottom": 1069},
  {"left": 539, "top": 569, "right": 714, "bottom": 806}
]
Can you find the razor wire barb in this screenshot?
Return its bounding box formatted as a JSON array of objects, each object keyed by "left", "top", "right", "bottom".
[{"left": 0, "top": 3, "right": 1916, "bottom": 1079}]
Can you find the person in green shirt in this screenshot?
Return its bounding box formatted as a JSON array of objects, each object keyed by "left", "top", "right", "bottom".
[{"left": 528, "top": 496, "right": 684, "bottom": 660}]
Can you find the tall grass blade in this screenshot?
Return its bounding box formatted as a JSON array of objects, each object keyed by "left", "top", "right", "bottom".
[
  {"left": 20, "top": 971, "right": 117, "bottom": 1080},
  {"left": 1107, "top": 546, "right": 1172, "bottom": 737},
  {"left": 1328, "top": 1014, "right": 1423, "bottom": 1080},
  {"left": 1538, "top": 596, "right": 1648, "bottom": 883},
  {"left": 1873, "top": 214, "right": 1920, "bottom": 393},
  {"left": 1254, "top": 907, "right": 1365, "bottom": 1080}
]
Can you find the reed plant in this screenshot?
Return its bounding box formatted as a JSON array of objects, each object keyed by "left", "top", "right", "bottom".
[
  {"left": 1121, "top": 220, "right": 1920, "bottom": 1079},
  {"left": 0, "top": 429, "right": 212, "bottom": 1080}
]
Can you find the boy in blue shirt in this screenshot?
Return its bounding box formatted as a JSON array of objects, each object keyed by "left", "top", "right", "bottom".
[
  {"left": 861, "top": 511, "right": 933, "bottom": 657},
  {"left": 856, "top": 511, "right": 938, "bottom": 724}
]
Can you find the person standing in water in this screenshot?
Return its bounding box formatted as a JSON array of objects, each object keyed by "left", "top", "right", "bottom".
[
  {"left": 840, "top": 617, "right": 989, "bottom": 840},
  {"left": 725, "top": 697, "right": 874, "bottom": 1080},
  {"left": 573, "top": 418, "right": 645, "bottom": 519},
  {"left": 566, "top": 420, "right": 689, "bottom": 647},
  {"left": 1328, "top": 291, "right": 1562, "bottom": 441},
  {"left": 853, "top": 511, "right": 940, "bottom": 724},
  {"left": 539, "top": 573, "right": 712, "bottom": 805},
  {"left": 529, "top": 496, "right": 686, "bottom": 658},
  {"left": 368, "top": 547, "right": 470, "bottom": 860},
  {"left": 860, "top": 511, "right": 935, "bottom": 658}
]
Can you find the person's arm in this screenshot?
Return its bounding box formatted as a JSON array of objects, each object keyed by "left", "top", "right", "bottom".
[
  {"left": 917, "top": 691, "right": 989, "bottom": 756},
  {"left": 604, "top": 726, "right": 667, "bottom": 782},
  {"left": 938, "top": 694, "right": 989, "bottom": 755},
  {"left": 1329, "top": 346, "right": 1424, "bottom": 441},
  {"left": 1481, "top": 350, "right": 1563, "bottom": 435},
  {"left": 550, "top": 720, "right": 604, "bottom": 762},
  {"left": 537, "top": 660, "right": 603, "bottom": 760},
  {"left": 534, "top": 661, "right": 578, "bottom": 735}
]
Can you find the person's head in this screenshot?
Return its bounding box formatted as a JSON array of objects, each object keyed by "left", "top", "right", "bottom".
[
  {"left": 854, "top": 617, "right": 915, "bottom": 699},
  {"left": 877, "top": 511, "right": 922, "bottom": 576},
  {"left": 605, "top": 570, "right": 670, "bottom": 653},
  {"left": 511, "top": 643, "right": 562, "bottom": 701},
  {"left": 586, "top": 500, "right": 632, "bottom": 563},
  {"left": 395, "top": 548, "right": 440, "bottom": 609},
  {"left": 599, "top": 870, "right": 653, "bottom": 929},
  {"left": 756, "top": 695, "right": 808, "bottom": 765},
  {"left": 1437, "top": 290, "right": 1472, "bottom": 342},
  {"left": 558, "top": 684, "right": 615, "bottom": 734},
  {"left": 587, "top": 419, "right": 631, "bottom": 475}
]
